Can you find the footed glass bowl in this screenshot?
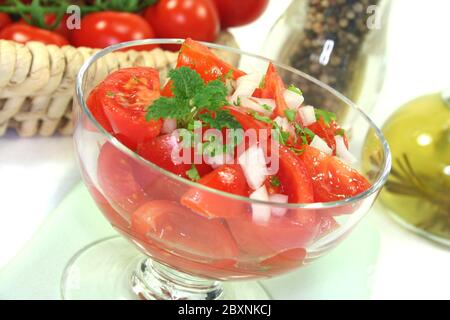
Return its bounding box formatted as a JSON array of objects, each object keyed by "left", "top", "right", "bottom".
[{"left": 64, "top": 39, "right": 391, "bottom": 300}]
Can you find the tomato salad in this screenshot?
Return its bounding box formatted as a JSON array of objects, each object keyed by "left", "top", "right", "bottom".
[{"left": 86, "top": 39, "right": 371, "bottom": 277}]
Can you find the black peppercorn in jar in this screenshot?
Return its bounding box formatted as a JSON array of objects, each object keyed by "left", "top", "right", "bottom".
[{"left": 264, "top": 0, "right": 391, "bottom": 118}]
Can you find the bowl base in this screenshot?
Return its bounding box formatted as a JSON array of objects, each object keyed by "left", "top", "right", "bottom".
[{"left": 61, "top": 236, "right": 270, "bottom": 300}]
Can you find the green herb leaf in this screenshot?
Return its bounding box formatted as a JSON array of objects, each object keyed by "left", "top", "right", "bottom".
[
  {"left": 288, "top": 84, "right": 303, "bottom": 96},
  {"left": 284, "top": 109, "right": 296, "bottom": 122},
  {"left": 169, "top": 67, "right": 204, "bottom": 100},
  {"left": 273, "top": 122, "right": 290, "bottom": 146},
  {"left": 192, "top": 80, "right": 228, "bottom": 110},
  {"left": 186, "top": 165, "right": 200, "bottom": 182},
  {"left": 315, "top": 109, "right": 336, "bottom": 126},
  {"left": 251, "top": 111, "right": 273, "bottom": 124},
  {"left": 146, "top": 97, "right": 190, "bottom": 121},
  {"left": 233, "top": 96, "right": 241, "bottom": 107},
  {"left": 270, "top": 176, "right": 281, "bottom": 187},
  {"left": 198, "top": 110, "right": 242, "bottom": 130},
  {"left": 261, "top": 104, "right": 272, "bottom": 112},
  {"left": 336, "top": 128, "right": 346, "bottom": 136}
]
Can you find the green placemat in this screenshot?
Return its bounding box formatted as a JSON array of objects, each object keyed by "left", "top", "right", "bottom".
[{"left": 0, "top": 183, "right": 380, "bottom": 299}]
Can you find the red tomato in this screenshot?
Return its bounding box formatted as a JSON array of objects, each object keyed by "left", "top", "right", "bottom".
[
  {"left": 225, "top": 106, "right": 272, "bottom": 143},
  {"left": 144, "top": 0, "right": 220, "bottom": 51},
  {"left": 86, "top": 87, "right": 113, "bottom": 133},
  {"left": 19, "top": 14, "right": 70, "bottom": 38},
  {"left": 307, "top": 118, "right": 349, "bottom": 154},
  {"left": 259, "top": 248, "right": 306, "bottom": 276},
  {"left": 0, "top": 13, "right": 12, "bottom": 31},
  {"left": 259, "top": 63, "right": 288, "bottom": 118},
  {"left": 299, "top": 145, "right": 371, "bottom": 202},
  {"left": 94, "top": 67, "right": 162, "bottom": 149},
  {"left": 0, "top": 23, "right": 69, "bottom": 46},
  {"left": 212, "top": 0, "right": 269, "bottom": 28},
  {"left": 181, "top": 164, "right": 250, "bottom": 219},
  {"left": 177, "top": 38, "right": 245, "bottom": 81},
  {"left": 276, "top": 144, "right": 314, "bottom": 203},
  {"left": 70, "top": 12, "right": 157, "bottom": 51},
  {"left": 97, "top": 142, "right": 147, "bottom": 215},
  {"left": 131, "top": 200, "right": 239, "bottom": 259},
  {"left": 136, "top": 133, "right": 213, "bottom": 179}
]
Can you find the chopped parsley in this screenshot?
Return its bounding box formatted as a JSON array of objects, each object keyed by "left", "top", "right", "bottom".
[
  {"left": 288, "top": 84, "right": 303, "bottom": 96},
  {"left": 284, "top": 109, "right": 297, "bottom": 122},
  {"left": 186, "top": 164, "right": 200, "bottom": 182},
  {"left": 261, "top": 104, "right": 272, "bottom": 112},
  {"left": 336, "top": 128, "right": 346, "bottom": 136},
  {"left": 315, "top": 109, "right": 336, "bottom": 127},
  {"left": 250, "top": 111, "right": 273, "bottom": 124},
  {"left": 270, "top": 176, "right": 281, "bottom": 187}
]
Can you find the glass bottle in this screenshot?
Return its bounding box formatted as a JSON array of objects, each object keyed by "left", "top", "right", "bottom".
[{"left": 264, "top": 0, "right": 391, "bottom": 117}]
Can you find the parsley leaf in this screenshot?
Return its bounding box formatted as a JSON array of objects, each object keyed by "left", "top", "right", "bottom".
[
  {"left": 273, "top": 122, "right": 290, "bottom": 145},
  {"left": 169, "top": 67, "right": 203, "bottom": 100},
  {"left": 336, "top": 128, "right": 346, "bottom": 136},
  {"left": 198, "top": 110, "right": 241, "bottom": 130},
  {"left": 284, "top": 109, "right": 296, "bottom": 122},
  {"left": 251, "top": 111, "right": 273, "bottom": 124},
  {"left": 146, "top": 67, "right": 240, "bottom": 131},
  {"left": 270, "top": 176, "right": 281, "bottom": 187},
  {"left": 186, "top": 165, "right": 200, "bottom": 182},
  {"left": 295, "top": 124, "right": 315, "bottom": 145},
  {"left": 315, "top": 109, "right": 336, "bottom": 126},
  {"left": 261, "top": 104, "right": 272, "bottom": 112},
  {"left": 288, "top": 84, "right": 303, "bottom": 95}
]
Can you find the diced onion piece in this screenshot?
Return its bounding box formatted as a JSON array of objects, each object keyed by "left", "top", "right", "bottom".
[
  {"left": 238, "top": 145, "right": 268, "bottom": 190},
  {"left": 240, "top": 97, "right": 275, "bottom": 116},
  {"left": 310, "top": 135, "right": 332, "bottom": 155},
  {"left": 284, "top": 89, "right": 305, "bottom": 110},
  {"left": 205, "top": 153, "right": 233, "bottom": 169},
  {"left": 298, "top": 105, "right": 316, "bottom": 126},
  {"left": 161, "top": 118, "right": 177, "bottom": 134},
  {"left": 250, "top": 185, "right": 271, "bottom": 224},
  {"left": 236, "top": 73, "right": 264, "bottom": 88},
  {"left": 335, "top": 135, "right": 357, "bottom": 164},
  {"left": 231, "top": 80, "right": 258, "bottom": 103},
  {"left": 269, "top": 194, "right": 289, "bottom": 217}
]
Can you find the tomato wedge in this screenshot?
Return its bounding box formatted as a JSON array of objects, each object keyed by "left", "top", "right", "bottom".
[
  {"left": 86, "top": 87, "right": 113, "bottom": 133},
  {"left": 95, "top": 67, "right": 162, "bottom": 149},
  {"left": 181, "top": 164, "right": 250, "bottom": 219},
  {"left": 177, "top": 38, "right": 245, "bottom": 82},
  {"left": 97, "top": 142, "right": 147, "bottom": 215},
  {"left": 259, "top": 63, "right": 289, "bottom": 118},
  {"left": 131, "top": 200, "right": 238, "bottom": 259},
  {"left": 136, "top": 133, "right": 213, "bottom": 179},
  {"left": 299, "top": 145, "right": 371, "bottom": 202}
]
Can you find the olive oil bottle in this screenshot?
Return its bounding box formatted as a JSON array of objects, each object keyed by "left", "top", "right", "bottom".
[{"left": 368, "top": 92, "right": 450, "bottom": 245}]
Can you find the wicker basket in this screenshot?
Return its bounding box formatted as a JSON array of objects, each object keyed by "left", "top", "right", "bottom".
[{"left": 0, "top": 32, "right": 238, "bottom": 137}]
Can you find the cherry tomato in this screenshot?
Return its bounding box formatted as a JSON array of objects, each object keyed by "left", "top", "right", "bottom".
[
  {"left": 19, "top": 14, "right": 71, "bottom": 38},
  {"left": 299, "top": 145, "right": 371, "bottom": 202},
  {"left": 307, "top": 118, "right": 349, "bottom": 154},
  {"left": 276, "top": 144, "right": 314, "bottom": 203},
  {"left": 163, "top": 38, "right": 245, "bottom": 95},
  {"left": 0, "top": 13, "right": 12, "bottom": 31},
  {"left": 136, "top": 133, "right": 213, "bottom": 179},
  {"left": 144, "top": 0, "right": 220, "bottom": 51},
  {"left": 0, "top": 23, "right": 69, "bottom": 46},
  {"left": 131, "top": 200, "right": 238, "bottom": 259},
  {"left": 181, "top": 164, "right": 250, "bottom": 219},
  {"left": 259, "top": 63, "right": 289, "bottom": 118},
  {"left": 70, "top": 12, "right": 157, "bottom": 51},
  {"left": 212, "top": 0, "right": 269, "bottom": 28},
  {"left": 94, "top": 67, "right": 162, "bottom": 149},
  {"left": 97, "top": 142, "right": 147, "bottom": 215},
  {"left": 86, "top": 87, "right": 113, "bottom": 133}
]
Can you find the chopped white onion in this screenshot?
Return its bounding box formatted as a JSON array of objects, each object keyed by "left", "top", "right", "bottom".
[
  {"left": 205, "top": 152, "right": 233, "bottom": 169},
  {"left": 240, "top": 97, "right": 275, "bottom": 116},
  {"left": 236, "top": 73, "right": 264, "bottom": 88},
  {"left": 238, "top": 145, "right": 268, "bottom": 190},
  {"left": 269, "top": 194, "right": 289, "bottom": 217},
  {"left": 335, "top": 135, "right": 357, "bottom": 164},
  {"left": 231, "top": 80, "right": 258, "bottom": 103},
  {"left": 161, "top": 118, "right": 177, "bottom": 134},
  {"left": 284, "top": 89, "right": 305, "bottom": 110},
  {"left": 298, "top": 105, "right": 316, "bottom": 126},
  {"left": 250, "top": 185, "right": 271, "bottom": 224},
  {"left": 310, "top": 135, "right": 333, "bottom": 155}
]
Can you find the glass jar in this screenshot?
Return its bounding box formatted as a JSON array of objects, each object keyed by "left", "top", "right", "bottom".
[{"left": 264, "top": 0, "right": 391, "bottom": 116}]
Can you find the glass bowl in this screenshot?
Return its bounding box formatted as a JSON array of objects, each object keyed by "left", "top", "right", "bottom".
[{"left": 63, "top": 39, "right": 391, "bottom": 300}]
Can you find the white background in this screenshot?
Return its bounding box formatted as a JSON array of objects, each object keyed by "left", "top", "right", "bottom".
[{"left": 0, "top": 0, "right": 449, "bottom": 299}]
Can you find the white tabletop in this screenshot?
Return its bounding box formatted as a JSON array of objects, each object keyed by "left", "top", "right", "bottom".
[{"left": 0, "top": 0, "right": 449, "bottom": 299}]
